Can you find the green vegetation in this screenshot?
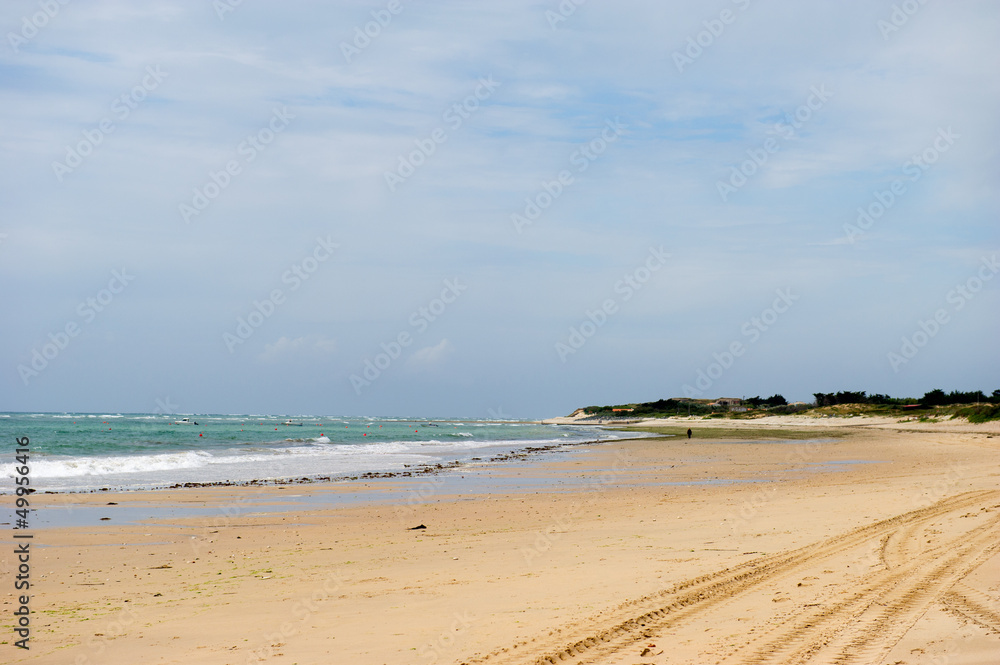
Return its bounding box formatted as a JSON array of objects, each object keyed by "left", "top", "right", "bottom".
[
  {"left": 952, "top": 403, "right": 1000, "bottom": 424},
  {"left": 579, "top": 397, "right": 804, "bottom": 419},
  {"left": 744, "top": 394, "right": 788, "bottom": 408},
  {"left": 813, "top": 388, "right": 999, "bottom": 408},
  {"left": 574, "top": 388, "right": 1000, "bottom": 423}
]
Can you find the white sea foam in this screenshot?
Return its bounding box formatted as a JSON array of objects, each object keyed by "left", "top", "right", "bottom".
[
  {"left": 6, "top": 440, "right": 421, "bottom": 483},
  {"left": 27, "top": 451, "right": 213, "bottom": 478}
]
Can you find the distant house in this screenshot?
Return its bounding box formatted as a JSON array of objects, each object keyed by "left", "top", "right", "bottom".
[
  {"left": 612, "top": 408, "right": 634, "bottom": 412},
  {"left": 708, "top": 397, "right": 745, "bottom": 412}
]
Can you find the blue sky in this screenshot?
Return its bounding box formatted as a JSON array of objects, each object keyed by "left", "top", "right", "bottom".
[{"left": 2, "top": 0, "right": 998, "bottom": 418}]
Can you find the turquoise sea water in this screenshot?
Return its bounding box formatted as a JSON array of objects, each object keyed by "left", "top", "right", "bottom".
[{"left": 0, "top": 413, "right": 625, "bottom": 492}]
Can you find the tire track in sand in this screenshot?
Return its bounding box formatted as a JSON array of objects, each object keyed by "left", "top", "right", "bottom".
[
  {"left": 735, "top": 509, "right": 999, "bottom": 664},
  {"left": 941, "top": 586, "right": 1000, "bottom": 634},
  {"left": 457, "top": 490, "right": 998, "bottom": 665}
]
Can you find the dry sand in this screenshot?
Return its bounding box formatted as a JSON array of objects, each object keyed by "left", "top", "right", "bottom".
[{"left": 3, "top": 417, "right": 999, "bottom": 664}]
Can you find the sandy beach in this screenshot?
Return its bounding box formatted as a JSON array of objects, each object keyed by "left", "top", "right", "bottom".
[{"left": 4, "top": 416, "right": 999, "bottom": 664}]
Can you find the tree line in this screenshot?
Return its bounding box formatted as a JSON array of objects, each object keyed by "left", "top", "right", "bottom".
[
  {"left": 582, "top": 388, "right": 999, "bottom": 417},
  {"left": 813, "top": 389, "right": 1000, "bottom": 407}
]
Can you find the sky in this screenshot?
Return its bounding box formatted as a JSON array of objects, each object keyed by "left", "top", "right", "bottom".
[{"left": 2, "top": 0, "right": 998, "bottom": 419}]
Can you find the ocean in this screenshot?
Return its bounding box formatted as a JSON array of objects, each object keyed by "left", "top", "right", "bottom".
[{"left": 0, "top": 413, "right": 626, "bottom": 493}]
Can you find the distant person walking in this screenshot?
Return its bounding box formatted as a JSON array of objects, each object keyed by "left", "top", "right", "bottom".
[{"left": 687, "top": 428, "right": 692, "bottom": 439}]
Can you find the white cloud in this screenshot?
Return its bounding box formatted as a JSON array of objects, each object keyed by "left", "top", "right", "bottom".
[
  {"left": 1, "top": 0, "right": 997, "bottom": 415},
  {"left": 406, "top": 339, "right": 452, "bottom": 369}
]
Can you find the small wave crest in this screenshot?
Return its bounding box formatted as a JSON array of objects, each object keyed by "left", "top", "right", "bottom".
[{"left": 22, "top": 451, "right": 213, "bottom": 478}]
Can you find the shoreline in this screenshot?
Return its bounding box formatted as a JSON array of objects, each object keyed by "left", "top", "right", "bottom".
[
  {"left": 4, "top": 417, "right": 998, "bottom": 664},
  {"left": 20, "top": 432, "right": 659, "bottom": 496},
  {"left": 1, "top": 415, "right": 638, "bottom": 495}
]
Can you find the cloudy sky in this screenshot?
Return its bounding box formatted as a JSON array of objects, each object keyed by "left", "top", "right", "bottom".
[{"left": 2, "top": 0, "right": 998, "bottom": 418}]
